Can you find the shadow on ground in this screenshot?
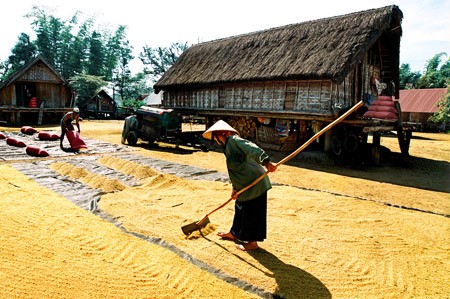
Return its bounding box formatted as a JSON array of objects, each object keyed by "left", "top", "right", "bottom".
[
  {"left": 204, "top": 140, "right": 449, "bottom": 194},
  {"left": 249, "top": 249, "right": 331, "bottom": 299},
  {"left": 285, "top": 153, "right": 450, "bottom": 194}
]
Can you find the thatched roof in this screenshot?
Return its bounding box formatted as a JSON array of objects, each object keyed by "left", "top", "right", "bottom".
[
  {"left": 0, "top": 55, "right": 69, "bottom": 90},
  {"left": 154, "top": 5, "right": 402, "bottom": 93},
  {"left": 89, "top": 89, "right": 114, "bottom": 102}
]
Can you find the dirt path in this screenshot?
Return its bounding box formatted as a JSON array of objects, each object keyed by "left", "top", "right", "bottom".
[{"left": 0, "top": 121, "right": 449, "bottom": 298}]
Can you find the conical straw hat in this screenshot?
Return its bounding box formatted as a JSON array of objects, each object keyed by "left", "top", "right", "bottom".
[{"left": 202, "top": 120, "right": 239, "bottom": 140}]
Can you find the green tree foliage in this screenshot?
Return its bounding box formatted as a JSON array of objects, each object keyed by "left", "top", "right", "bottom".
[
  {"left": 88, "top": 31, "right": 105, "bottom": 76},
  {"left": 417, "top": 52, "right": 449, "bottom": 88},
  {"left": 139, "top": 42, "right": 188, "bottom": 83},
  {"left": 66, "top": 18, "right": 96, "bottom": 78},
  {"left": 0, "top": 60, "right": 7, "bottom": 80},
  {"left": 120, "top": 72, "right": 153, "bottom": 105},
  {"left": 399, "top": 63, "right": 421, "bottom": 89},
  {"left": 121, "top": 97, "right": 146, "bottom": 112},
  {"left": 27, "top": 6, "right": 63, "bottom": 68},
  {"left": 429, "top": 85, "right": 450, "bottom": 125},
  {"left": 25, "top": 7, "right": 101, "bottom": 79},
  {"left": 110, "top": 26, "right": 134, "bottom": 103},
  {"left": 57, "top": 14, "right": 80, "bottom": 78},
  {"left": 2, "top": 33, "right": 37, "bottom": 79},
  {"left": 0, "top": 6, "right": 154, "bottom": 112},
  {"left": 103, "top": 26, "right": 128, "bottom": 82}
]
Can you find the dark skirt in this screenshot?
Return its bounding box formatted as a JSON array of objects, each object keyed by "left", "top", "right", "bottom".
[{"left": 230, "top": 192, "right": 267, "bottom": 242}]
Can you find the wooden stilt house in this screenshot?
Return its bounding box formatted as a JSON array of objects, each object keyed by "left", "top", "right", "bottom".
[
  {"left": 154, "top": 5, "right": 415, "bottom": 163},
  {"left": 85, "top": 89, "right": 117, "bottom": 119},
  {"left": 0, "top": 55, "right": 74, "bottom": 125}
]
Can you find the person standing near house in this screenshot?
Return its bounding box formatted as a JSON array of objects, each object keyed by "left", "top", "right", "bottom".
[
  {"left": 202, "top": 120, "right": 277, "bottom": 251},
  {"left": 60, "top": 107, "right": 81, "bottom": 149}
]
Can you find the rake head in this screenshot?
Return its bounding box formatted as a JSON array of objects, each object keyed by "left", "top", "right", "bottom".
[{"left": 181, "top": 217, "right": 210, "bottom": 235}]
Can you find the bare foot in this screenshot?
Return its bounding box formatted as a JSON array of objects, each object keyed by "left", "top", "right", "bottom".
[
  {"left": 236, "top": 242, "right": 259, "bottom": 251},
  {"left": 217, "top": 231, "right": 236, "bottom": 241}
]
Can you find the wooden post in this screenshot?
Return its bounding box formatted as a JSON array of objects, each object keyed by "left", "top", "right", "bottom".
[
  {"left": 16, "top": 111, "right": 21, "bottom": 125},
  {"left": 394, "top": 100, "right": 410, "bottom": 156},
  {"left": 371, "top": 132, "right": 381, "bottom": 165},
  {"left": 324, "top": 130, "right": 332, "bottom": 152},
  {"left": 38, "top": 100, "right": 45, "bottom": 125},
  {"left": 10, "top": 112, "right": 16, "bottom": 124}
]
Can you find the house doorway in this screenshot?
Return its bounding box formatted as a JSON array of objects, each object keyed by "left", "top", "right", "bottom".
[{"left": 15, "top": 82, "right": 37, "bottom": 107}]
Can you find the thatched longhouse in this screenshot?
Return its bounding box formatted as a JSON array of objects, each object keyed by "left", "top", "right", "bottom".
[{"left": 154, "top": 5, "right": 407, "bottom": 160}]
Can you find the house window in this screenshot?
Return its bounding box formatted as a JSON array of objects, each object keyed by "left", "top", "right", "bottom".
[{"left": 284, "top": 82, "right": 297, "bottom": 110}]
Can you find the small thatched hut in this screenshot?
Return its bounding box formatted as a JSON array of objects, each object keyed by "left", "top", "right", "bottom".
[
  {"left": 84, "top": 89, "right": 117, "bottom": 119},
  {"left": 154, "top": 5, "right": 412, "bottom": 162},
  {"left": 0, "top": 55, "right": 74, "bottom": 125}
]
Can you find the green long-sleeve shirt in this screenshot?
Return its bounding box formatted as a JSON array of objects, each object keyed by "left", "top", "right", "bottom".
[{"left": 224, "top": 134, "right": 272, "bottom": 202}]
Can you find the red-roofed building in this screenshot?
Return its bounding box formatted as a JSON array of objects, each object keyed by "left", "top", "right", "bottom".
[{"left": 399, "top": 88, "right": 447, "bottom": 130}]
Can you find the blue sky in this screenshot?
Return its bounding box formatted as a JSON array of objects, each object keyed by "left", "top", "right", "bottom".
[{"left": 1, "top": 0, "right": 449, "bottom": 74}]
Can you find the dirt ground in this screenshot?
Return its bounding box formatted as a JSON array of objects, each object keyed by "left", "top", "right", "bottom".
[{"left": 0, "top": 119, "right": 449, "bottom": 299}]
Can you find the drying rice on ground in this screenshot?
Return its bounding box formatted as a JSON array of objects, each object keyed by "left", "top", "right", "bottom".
[
  {"left": 0, "top": 120, "right": 449, "bottom": 298},
  {"left": 0, "top": 165, "right": 258, "bottom": 298}
]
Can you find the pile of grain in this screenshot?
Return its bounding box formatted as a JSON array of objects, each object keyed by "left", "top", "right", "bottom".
[{"left": 51, "top": 161, "right": 126, "bottom": 193}]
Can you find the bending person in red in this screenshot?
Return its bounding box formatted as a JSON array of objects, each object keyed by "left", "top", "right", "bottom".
[{"left": 60, "top": 107, "right": 81, "bottom": 149}]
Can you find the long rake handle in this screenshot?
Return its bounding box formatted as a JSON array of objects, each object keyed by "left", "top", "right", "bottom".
[{"left": 196, "top": 101, "right": 364, "bottom": 227}]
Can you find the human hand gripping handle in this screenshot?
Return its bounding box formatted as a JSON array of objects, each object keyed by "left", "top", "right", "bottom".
[
  {"left": 231, "top": 161, "right": 277, "bottom": 200},
  {"left": 231, "top": 189, "right": 238, "bottom": 200},
  {"left": 265, "top": 161, "right": 277, "bottom": 173}
]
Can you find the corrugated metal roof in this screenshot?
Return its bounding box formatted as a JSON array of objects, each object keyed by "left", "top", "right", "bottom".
[
  {"left": 399, "top": 88, "right": 447, "bottom": 113},
  {"left": 143, "top": 93, "right": 162, "bottom": 106}
]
